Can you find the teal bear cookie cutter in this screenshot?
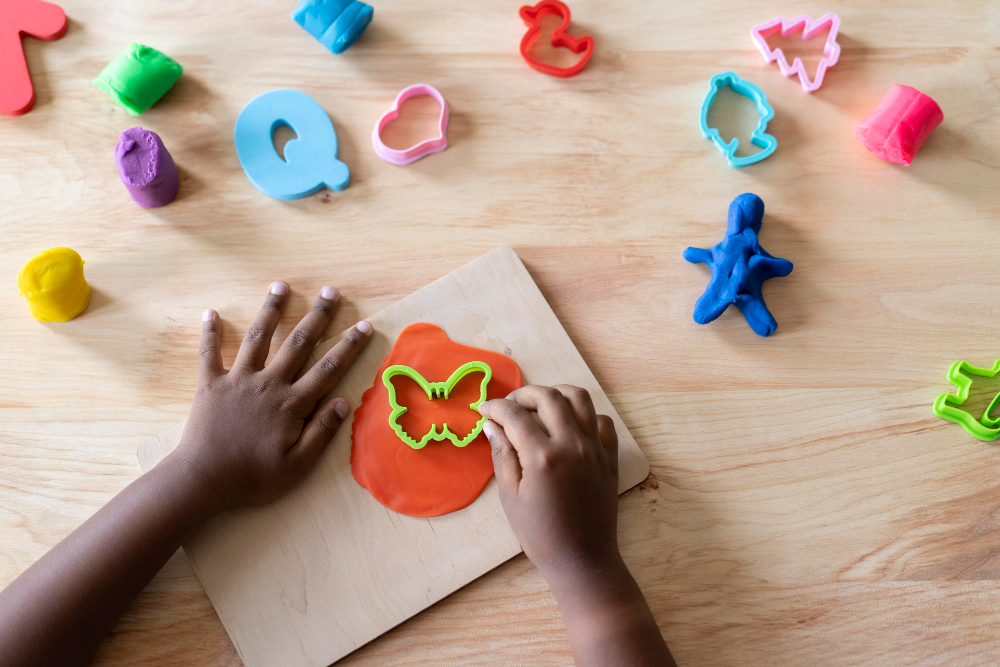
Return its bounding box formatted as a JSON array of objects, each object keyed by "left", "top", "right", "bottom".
[
  {"left": 932, "top": 359, "right": 1000, "bottom": 441},
  {"left": 382, "top": 361, "right": 492, "bottom": 449},
  {"left": 700, "top": 71, "right": 777, "bottom": 168}
]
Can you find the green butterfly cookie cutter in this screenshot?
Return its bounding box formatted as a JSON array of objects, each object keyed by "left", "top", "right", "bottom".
[
  {"left": 932, "top": 359, "right": 1000, "bottom": 441},
  {"left": 382, "top": 360, "right": 492, "bottom": 449}
]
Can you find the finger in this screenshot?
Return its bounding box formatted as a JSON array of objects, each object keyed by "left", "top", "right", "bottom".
[
  {"left": 198, "top": 309, "right": 224, "bottom": 380},
  {"left": 232, "top": 282, "right": 289, "bottom": 374},
  {"left": 478, "top": 398, "right": 548, "bottom": 452},
  {"left": 597, "top": 415, "right": 619, "bottom": 476},
  {"left": 294, "top": 320, "right": 374, "bottom": 405},
  {"left": 269, "top": 287, "right": 340, "bottom": 381},
  {"left": 288, "top": 396, "right": 351, "bottom": 471},
  {"left": 505, "top": 386, "right": 578, "bottom": 440},
  {"left": 483, "top": 420, "right": 522, "bottom": 496},
  {"left": 552, "top": 384, "right": 599, "bottom": 437}
]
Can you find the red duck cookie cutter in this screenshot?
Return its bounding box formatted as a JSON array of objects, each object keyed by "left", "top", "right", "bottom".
[
  {"left": 0, "top": 0, "right": 68, "bottom": 116},
  {"left": 518, "top": 0, "right": 594, "bottom": 78}
]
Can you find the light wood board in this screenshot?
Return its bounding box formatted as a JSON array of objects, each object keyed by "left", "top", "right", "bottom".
[{"left": 136, "top": 247, "right": 650, "bottom": 667}]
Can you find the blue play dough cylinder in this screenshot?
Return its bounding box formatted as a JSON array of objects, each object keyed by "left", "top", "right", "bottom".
[
  {"left": 292, "top": 0, "right": 374, "bottom": 54},
  {"left": 683, "top": 193, "right": 794, "bottom": 337}
]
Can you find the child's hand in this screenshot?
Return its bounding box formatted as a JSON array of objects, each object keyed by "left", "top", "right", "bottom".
[
  {"left": 478, "top": 385, "right": 619, "bottom": 578},
  {"left": 480, "top": 386, "right": 674, "bottom": 666},
  {"left": 170, "top": 281, "right": 373, "bottom": 511}
]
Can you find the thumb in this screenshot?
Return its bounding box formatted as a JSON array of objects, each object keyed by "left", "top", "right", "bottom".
[{"left": 483, "top": 419, "right": 521, "bottom": 495}]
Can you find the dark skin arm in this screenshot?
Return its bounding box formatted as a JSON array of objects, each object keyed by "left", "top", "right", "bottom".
[
  {"left": 480, "top": 386, "right": 675, "bottom": 667},
  {"left": 0, "top": 282, "right": 373, "bottom": 667}
]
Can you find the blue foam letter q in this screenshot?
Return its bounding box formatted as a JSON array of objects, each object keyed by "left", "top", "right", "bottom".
[{"left": 234, "top": 89, "right": 350, "bottom": 200}]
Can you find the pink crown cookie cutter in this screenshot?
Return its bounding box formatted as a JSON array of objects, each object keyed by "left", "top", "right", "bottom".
[
  {"left": 372, "top": 84, "right": 450, "bottom": 165},
  {"left": 750, "top": 13, "right": 841, "bottom": 93}
]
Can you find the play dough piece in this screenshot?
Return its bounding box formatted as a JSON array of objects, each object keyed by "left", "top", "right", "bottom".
[
  {"left": 115, "top": 127, "right": 178, "bottom": 208},
  {"left": 855, "top": 84, "right": 943, "bottom": 166},
  {"left": 352, "top": 323, "right": 522, "bottom": 517},
  {"left": 93, "top": 42, "right": 182, "bottom": 116},
  {"left": 0, "top": 0, "right": 68, "bottom": 116},
  {"left": 234, "top": 89, "right": 350, "bottom": 200},
  {"left": 683, "top": 193, "right": 793, "bottom": 337},
  {"left": 291, "top": 0, "right": 373, "bottom": 54},
  {"left": 17, "top": 247, "right": 90, "bottom": 321}
]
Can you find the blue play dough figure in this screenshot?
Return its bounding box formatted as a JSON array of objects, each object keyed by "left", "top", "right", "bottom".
[
  {"left": 292, "top": 0, "right": 373, "bottom": 54},
  {"left": 683, "top": 193, "right": 793, "bottom": 337},
  {"left": 234, "top": 89, "right": 350, "bottom": 200}
]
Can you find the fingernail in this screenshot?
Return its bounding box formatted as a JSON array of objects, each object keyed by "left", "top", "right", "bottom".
[
  {"left": 269, "top": 281, "right": 289, "bottom": 295},
  {"left": 202, "top": 309, "right": 216, "bottom": 322},
  {"left": 335, "top": 400, "right": 350, "bottom": 419},
  {"left": 356, "top": 320, "right": 372, "bottom": 334},
  {"left": 482, "top": 420, "right": 497, "bottom": 442},
  {"left": 320, "top": 286, "right": 339, "bottom": 301}
]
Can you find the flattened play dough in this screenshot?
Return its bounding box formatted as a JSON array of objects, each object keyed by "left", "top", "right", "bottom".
[
  {"left": 351, "top": 323, "right": 522, "bottom": 517},
  {"left": 17, "top": 247, "right": 90, "bottom": 321}
]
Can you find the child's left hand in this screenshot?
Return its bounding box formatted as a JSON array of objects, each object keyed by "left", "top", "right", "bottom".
[
  {"left": 0, "top": 281, "right": 374, "bottom": 667},
  {"left": 170, "top": 281, "right": 373, "bottom": 511}
]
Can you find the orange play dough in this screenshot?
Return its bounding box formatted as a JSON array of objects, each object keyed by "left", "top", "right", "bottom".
[{"left": 351, "top": 323, "right": 522, "bottom": 517}]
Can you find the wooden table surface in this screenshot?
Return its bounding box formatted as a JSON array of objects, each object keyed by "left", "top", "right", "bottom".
[{"left": 2, "top": 0, "right": 999, "bottom": 664}]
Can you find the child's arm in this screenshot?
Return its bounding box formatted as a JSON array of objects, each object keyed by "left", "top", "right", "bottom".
[
  {"left": 480, "top": 386, "right": 674, "bottom": 667},
  {"left": 0, "top": 283, "right": 372, "bottom": 667}
]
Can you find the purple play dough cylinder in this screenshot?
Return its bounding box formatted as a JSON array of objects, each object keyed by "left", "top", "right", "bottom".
[{"left": 115, "top": 127, "right": 178, "bottom": 208}]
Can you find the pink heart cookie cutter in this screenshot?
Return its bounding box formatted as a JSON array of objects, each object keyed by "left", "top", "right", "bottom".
[
  {"left": 372, "top": 84, "right": 449, "bottom": 165},
  {"left": 751, "top": 13, "right": 841, "bottom": 94}
]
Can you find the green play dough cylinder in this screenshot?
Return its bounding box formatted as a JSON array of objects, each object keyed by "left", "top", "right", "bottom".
[{"left": 93, "top": 42, "right": 182, "bottom": 115}]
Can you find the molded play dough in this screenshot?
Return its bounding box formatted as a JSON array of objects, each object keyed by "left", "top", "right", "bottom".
[
  {"left": 855, "top": 84, "right": 943, "bottom": 166},
  {"left": 352, "top": 323, "right": 522, "bottom": 517},
  {"left": 684, "top": 193, "right": 793, "bottom": 337},
  {"left": 234, "top": 89, "right": 350, "bottom": 200},
  {"left": 93, "top": 42, "right": 182, "bottom": 116},
  {"left": 292, "top": 0, "right": 373, "bottom": 54},
  {"left": 0, "top": 0, "right": 68, "bottom": 116},
  {"left": 115, "top": 127, "right": 178, "bottom": 208},
  {"left": 17, "top": 247, "right": 90, "bottom": 321}
]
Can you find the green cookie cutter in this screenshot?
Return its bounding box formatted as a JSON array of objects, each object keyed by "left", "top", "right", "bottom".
[
  {"left": 932, "top": 359, "right": 1000, "bottom": 441},
  {"left": 93, "top": 42, "right": 183, "bottom": 116},
  {"left": 382, "top": 361, "right": 492, "bottom": 449}
]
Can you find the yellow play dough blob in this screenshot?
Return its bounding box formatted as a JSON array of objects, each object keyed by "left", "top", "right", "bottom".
[{"left": 17, "top": 247, "right": 91, "bottom": 322}]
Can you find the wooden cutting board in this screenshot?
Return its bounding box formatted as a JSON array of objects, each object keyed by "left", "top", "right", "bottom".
[{"left": 136, "top": 247, "right": 650, "bottom": 667}]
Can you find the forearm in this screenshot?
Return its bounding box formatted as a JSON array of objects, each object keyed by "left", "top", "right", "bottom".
[
  {"left": 545, "top": 554, "right": 675, "bottom": 667},
  {"left": 0, "top": 455, "right": 216, "bottom": 667}
]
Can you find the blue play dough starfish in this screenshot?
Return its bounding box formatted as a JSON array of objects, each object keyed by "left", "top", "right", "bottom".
[{"left": 683, "top": 193, "right": 793, "bottom": 337}]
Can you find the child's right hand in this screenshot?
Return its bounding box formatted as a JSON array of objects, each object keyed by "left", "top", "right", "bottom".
[
  {"left": 480, "top": 387, "right": 674, "bottom": 666},
  {"left": 478, "top": 386, "right": 620, "bottom": 579}
]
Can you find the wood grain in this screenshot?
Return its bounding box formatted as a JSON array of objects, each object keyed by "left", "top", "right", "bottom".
[
  {"left": 135, "top": 247, "right": 651, "bottom": 666},
  {"left": 1, "top": 0, "right": 999, "bottom": 664}
]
